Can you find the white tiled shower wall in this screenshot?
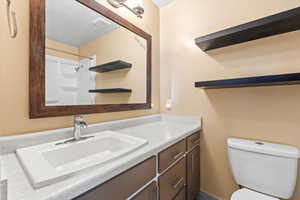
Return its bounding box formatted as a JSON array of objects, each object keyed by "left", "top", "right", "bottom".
[{"left": 45, "top": 55, "right": 96, "bottom": 106}]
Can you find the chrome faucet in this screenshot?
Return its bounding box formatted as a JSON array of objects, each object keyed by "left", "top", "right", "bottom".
[
  {"left": 73, "top": 115, "right": 88, "bottom": 140},
  {"left": 56, "top": 115, "right": 93, "bottom": 145}
]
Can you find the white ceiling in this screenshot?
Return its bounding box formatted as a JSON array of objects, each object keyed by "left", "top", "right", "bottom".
[
  {"left": 46, "top": 0, "right": 120, "bottom": 47},
  {"left": 152, "top": 0, "right": 174, "bottom": 7},
  {"left": 46, "top": 0, "right": 175, "bottom": 47}
]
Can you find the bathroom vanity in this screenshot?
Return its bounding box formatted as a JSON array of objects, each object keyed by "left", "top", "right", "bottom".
[
  {"left": 0, "top": 115, "right": 201, "bottom": 200},
  {"left": 75, "top": 131, "right": 200, "bottom": 200}
]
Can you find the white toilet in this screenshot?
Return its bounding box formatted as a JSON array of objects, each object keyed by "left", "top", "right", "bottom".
[{"left": 227, "top": 138, "right": 300, "bottom": 200}]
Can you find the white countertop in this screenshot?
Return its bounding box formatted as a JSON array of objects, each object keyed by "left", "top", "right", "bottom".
[{"left": 1, "top": 114, "right": 201, "bottom": 200}]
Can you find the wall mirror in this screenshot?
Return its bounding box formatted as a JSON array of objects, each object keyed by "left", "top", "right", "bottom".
[{"left": 30, "top": 0, "right": 152, "bottom": 118}]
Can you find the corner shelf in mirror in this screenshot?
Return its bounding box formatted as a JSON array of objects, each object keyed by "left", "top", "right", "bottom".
[
  {"left": 89, "top": 88, "right": 132, "bottom": 93},
  {"left": 89, "top": 60, "right": 132, "bottom": 73},
  {"left": 195, "top": 7, "right": 300, "bottom": 51},
  {"left": 195, "top": 73, "right": 300, "bottom": 89}
]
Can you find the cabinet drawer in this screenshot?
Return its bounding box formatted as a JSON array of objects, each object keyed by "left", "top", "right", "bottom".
[
  {"left": 74, "top": 156, "right": 156, "bottom": 200},
  {"left": 174, "top": 187, "right": 186, "bottom": 200},
  {"left": 159, "top": 139, "right": 186, "bottom": 173},
  {"left": 159, "top": 158, "right": 186, "bottom": 200},
  {"left": 132, "top": 181, "right": 157, "bottom": 200},
  {"left": 187, "top": 131, "right": 200, "bottom": 151}
]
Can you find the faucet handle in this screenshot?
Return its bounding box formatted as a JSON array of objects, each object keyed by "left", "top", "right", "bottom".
[
  {"left": 74, "top": 115, "right": 88, "bottom": 128},
  {"left": 80, "top": 121, "right": 88, "bottom": 129}
]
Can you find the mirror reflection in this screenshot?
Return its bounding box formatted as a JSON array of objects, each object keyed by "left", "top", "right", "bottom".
[{"left": 45, "top": 0, "right": 147, "bottom": 106}]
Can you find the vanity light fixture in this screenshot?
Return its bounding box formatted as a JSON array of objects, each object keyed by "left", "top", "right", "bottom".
[{"left": 107, "top": 0, "right": 144, "bottom": 18}]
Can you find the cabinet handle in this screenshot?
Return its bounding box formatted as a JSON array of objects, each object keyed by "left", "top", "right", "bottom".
[
  {"left": 173, "top": 152, "right": 184, "bottom": 160},
  {"left": 191, "top": 139, "right": 200, "bottom": 144},
  {"left": 192, "top": 154, "right": 194, "bottom": 172},
  {"left": 172, "top": 177, "right": 184, "bottom": 189}
]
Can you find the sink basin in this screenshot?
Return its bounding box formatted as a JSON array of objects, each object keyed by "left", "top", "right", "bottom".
[{"left": 16, "top": 131, "right": 148, "bottom": 188}]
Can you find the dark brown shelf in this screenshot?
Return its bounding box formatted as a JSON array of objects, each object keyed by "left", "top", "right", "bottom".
[
  {"left": 89, "top": 60, "right": 132, "bottom": 73},
  {"left": 89, "top": 88, "right": 132, "bottom": 93},
  {"left": 195, "top": 73, "right": 300, "bottom": 89},
  {"left": 195, "top": 7, "right": 300, "bottom": 51}
]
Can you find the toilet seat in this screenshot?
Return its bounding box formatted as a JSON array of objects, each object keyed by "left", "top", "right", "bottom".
[{"left": 231, "top": 188, "right": 279, "bottom": 200}]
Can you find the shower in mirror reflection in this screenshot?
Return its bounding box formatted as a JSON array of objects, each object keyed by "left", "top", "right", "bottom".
[
  {"left": 43, "top": 0, "right": 148, "bottom": 107},
  {"left": 45, "top": 55, "right": 97, "bottom": 106}
]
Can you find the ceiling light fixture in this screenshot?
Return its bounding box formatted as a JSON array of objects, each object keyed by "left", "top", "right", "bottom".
[{"left": 107, "top": 0, "right": 144, "bottom": 18}]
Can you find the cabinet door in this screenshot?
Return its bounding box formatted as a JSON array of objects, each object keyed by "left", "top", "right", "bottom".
[
  {"left": 132, "top": 181, "right": 157, "bottom": 200},
  {"left": 186, "top": 145, "right": 200, "bottom": 200}
]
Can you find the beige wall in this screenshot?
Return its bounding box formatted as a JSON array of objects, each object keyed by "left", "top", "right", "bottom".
[
  {"left": 0, "top": 0, "right": 160, "bottom": 136},
  {"left": 2, "top": 0, "right": 300, "bottom": 199},
  {"left": 79, "top": 28, "right": 147, "bottom": 104},
  {"left": 160, "top": 0, "right": 300, "bottom": 200},
  {"left": 46, "top": 39, "right": 80, "bottom": 61}
]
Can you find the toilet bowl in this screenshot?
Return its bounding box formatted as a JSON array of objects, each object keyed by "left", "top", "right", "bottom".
[{"left": 227, "top": 138, "right": 299, "bottom": 200}]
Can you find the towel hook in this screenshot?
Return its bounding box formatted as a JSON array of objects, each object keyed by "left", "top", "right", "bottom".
[{"left": 6, "top": 0, "right": 18, "bottom": 38}]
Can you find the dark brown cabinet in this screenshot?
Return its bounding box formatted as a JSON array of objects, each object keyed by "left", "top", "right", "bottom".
[
  {"left": 158, "top": 139, "right": 186, "bottom": 173},
  {"left": 132, "top": 181, "right": 157, "bottom": 200},
  {"left": 74, "top": 157, "right": 156, "bottom": 200},
  {"left": 187, "top": 131, "right": 200, "bottom": 151},
  {"left": 73, "top": 131, "right": 201, "bottom": 200},
  {"left": 159, "top": 158, "right": 186, "bottom": 200},
  {"left": 186, "top": 145, "right": 200, "bottom": 200}
]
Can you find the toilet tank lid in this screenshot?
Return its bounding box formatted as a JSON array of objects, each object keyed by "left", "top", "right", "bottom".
[{"left": 228, "top": 138, "right": 300, "bottom": 159}]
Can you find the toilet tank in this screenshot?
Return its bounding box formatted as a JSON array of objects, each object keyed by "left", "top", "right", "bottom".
[{"left": 228, "top": 138, "right": 299, "bottom": 199}]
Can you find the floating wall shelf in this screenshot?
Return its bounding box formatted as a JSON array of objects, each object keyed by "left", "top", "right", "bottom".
[
  {"left": 195, "top": 7, "right": 300, "bottom": 51},
  {"left": 89, "top": 60, "right": 132, "bottom": 73},
  {"left": 89, "top": 88, "right": 132, "bottom": 93},
  {"left": 195, "top": 73, "right": 300, "bottom": 89}
]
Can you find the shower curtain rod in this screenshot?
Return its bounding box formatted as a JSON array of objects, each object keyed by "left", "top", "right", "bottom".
[{"left": 46, "top": 47, "right": 94, "bottom": 60}]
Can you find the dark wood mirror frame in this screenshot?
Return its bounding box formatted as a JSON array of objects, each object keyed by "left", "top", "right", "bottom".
[{"left": 30, "top": 0, "right": 152, "bottom": 118}]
